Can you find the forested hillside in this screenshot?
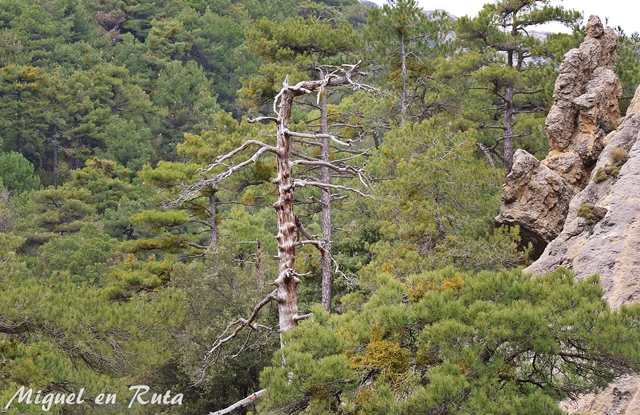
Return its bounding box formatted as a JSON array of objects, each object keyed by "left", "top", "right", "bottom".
[{"left": 1, "top": 1, "right": 640, "bottom": 414}]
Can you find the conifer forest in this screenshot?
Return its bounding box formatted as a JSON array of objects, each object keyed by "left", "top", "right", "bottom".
[{"left": 1, "top": 0, "right": 640, "bottom": 414}]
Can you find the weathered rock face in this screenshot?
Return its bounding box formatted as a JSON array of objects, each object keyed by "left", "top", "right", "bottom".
[
  {"left": 527, "top": 71, "right": 640, "bottom": 415},
  {"left": 496, "top": 16, "right": 622, "bottom": 252},
  {"left": 497, "top": 149, "right": 575, "bottom": 256},
  {"left": 560, "top": 374, "right": 640, "bottom": 415},
  {"left": 546, "top": 16, "right": 620, "bottom": 160},
  {"left": 526, "top": 109, "right": 640, "bottom": 307},
  {"left": 497, "top": 18, "right": 640, "bottom": 413},
  {"left": 531, "top": 89, "right": 640, "bottom": 415},
  {"left": 628, "top": 85, "right": 640, "bottom": 116}
]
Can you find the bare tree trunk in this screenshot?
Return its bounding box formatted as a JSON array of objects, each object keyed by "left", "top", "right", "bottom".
[
  {"left": 255, "top": 240, "right": 265, "bottom": 290},
  {"left": 400, "top": 32, "right": 408, "bottom": 122},
  {"left": 503, "top": 48, "right": 515, "bottom": 172},
  {"left": 274, "top": 88, "right": 300, "bottom": 333},
  {"left": 207, "top": 188, "right": 218, "bottom": 251},
  {"left": 319, "top": 91, "right": 333, "bottom": 312},
  {"left": 176, "top": 64, "right": 373, "bottom": 350},
  {"left": 503, "top": 85, "right": 514, "bottom": 171}
]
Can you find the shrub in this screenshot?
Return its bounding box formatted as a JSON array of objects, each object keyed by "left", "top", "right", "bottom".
[
  {"left": 609, "top": 146, "right": 628, "bottom": 164},
  {"left": 577, "top": 202, "right": 607, "bottom": 224},
  {"left": 0, "top": 152, "right": 40, "bottom": 193},
  {"left": 593, "top": 167, "right": 609, "bottom": 183}
]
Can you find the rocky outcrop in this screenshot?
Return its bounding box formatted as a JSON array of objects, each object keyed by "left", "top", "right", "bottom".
[
  {"left": 496, "top": 18, "right": 640, "bottom": 413},
  {"left": 545, "top": 16, "right": 620, "bottom": 168},
  {"left": 497, "top": 150, "right": 575, "bottom": 256},
  {"left": 560, "top": 375, "right": 640, "bottom": 415},
  {"left": 526, "top": 106, "right": 640, "bottom": 307},
  {"left": 496, "top": 16, "right": 622, "bottom": 252},
  {"left": 527, "top": 63, "right": 640, "bottom": 415}
]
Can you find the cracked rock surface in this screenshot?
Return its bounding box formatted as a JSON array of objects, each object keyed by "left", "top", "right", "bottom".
[
  {"left": 527, "top": 106, "right": 640, "bottom": 308},
  {"left": 496, "top": 17, "right": 640, "bottom": 414},
  {"left": 496, "top": 16, "right": 622, "bottom": 251},
  {"left": 529, "top": 69, "right": 640, "bottom": 415}
]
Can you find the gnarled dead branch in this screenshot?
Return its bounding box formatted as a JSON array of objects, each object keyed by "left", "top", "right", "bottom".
[
  {"left": 284, "top": 129, "right": 352, "bottom": 147},
  {"left": 169, "top": 143, "right": 276, "bottom": 207},
  {"left": 208, "top": 389, "right": 266, "bottom": 415},
  {"left": 294, "top": 179, "right": 371, "bottom": 198},
  {"left": 194, "top": 289, "right": 276, "bottom": 386}
]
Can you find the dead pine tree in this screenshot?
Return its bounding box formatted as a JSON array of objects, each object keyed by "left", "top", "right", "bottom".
[
  {"left": 318, "top": 76, "right": 333, "bottom": 313},
  {"left": 171, "top": 62, "right": 375, "bottom": 414}
]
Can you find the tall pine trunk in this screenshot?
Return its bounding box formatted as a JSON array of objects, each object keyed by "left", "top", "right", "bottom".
[
  {"left": 400, "top": 32, "right": 408, "bottom": 121},
  {"left": 274, "top": 89, "right": 300, "bottom": 333},
  {"left": 503, "top": 48, "right": 515, "bottom": 171},
  {"left": 319, "top": 92, "right": 333, "bottom": 312},
  {"left": 503, "top": 84, "right": 514, "bottom": 171},
  {"left": 207, "top": 188, "right": 218, "bottom": 251}
]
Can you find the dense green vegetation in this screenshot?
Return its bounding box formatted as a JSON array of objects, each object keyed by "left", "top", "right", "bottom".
[
  {"left": 261, "top": 268, "right": 640, "bottom": 414},
  {"left": 1, "top": 0, "right": 639, "bottom": 414}
]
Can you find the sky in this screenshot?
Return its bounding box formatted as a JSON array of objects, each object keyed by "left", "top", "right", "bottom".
[{"left": 369, "top": 0, "right": 640, "bottom": 34}]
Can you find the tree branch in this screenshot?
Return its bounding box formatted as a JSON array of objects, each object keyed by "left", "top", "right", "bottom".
[
  {"left": 291, "top": 159, "right": 370, "bottom": 187},
  {"left": 477, "top": 142, "right": 496, "bottom": 168},
  {"left": 170, "top": 145, "right": 276, "bottom": 207},
  {"left": 297, "top": 239, "right": 326, "bottom": 249},
  {"left": 208, "top": 389, "right": 266, "bottom": 415},
  {"left": 273, "top": 61, "right": 377, "bottom": 115},
  {"left": 248, "top": 116, "right": 278, "bottom": 124},
  {"left": 293, "top": 313, "right": 313, "bottom": 322},
  {"left": 285, "top": 129, "right": 352, "bottom": 147},
  {"left": 294, "top": 179, "right": 371, "bottom": 198},
  {"left": 201, "top": 140, "right": 276, "bottom": 174},
  {"left": 194, "top": 290, "right": 277, "bottom": 386}
]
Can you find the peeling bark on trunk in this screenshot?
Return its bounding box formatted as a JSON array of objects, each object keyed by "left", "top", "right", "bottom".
[
  {"left": 271, "top": 69, "right": 372, "bottom": 332},
  {"left": 319, "top": 91, "right": 333, "bottom": 312},
  {"left": 274, "top": 88, "right": 300, "bottom": 333}
]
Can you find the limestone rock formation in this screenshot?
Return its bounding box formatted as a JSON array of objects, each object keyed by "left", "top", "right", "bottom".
[
  {"left": 497, "top": 18, "right": 640, "bottom": 413},
  {"left": 496, "top": 16, "right": 622, "bottom": 252},
  {"left": 527, "top": 63, "right": 640, "bottom": 415},
  {"left": 560, "top": 375, "right": 640, "bottom": 415},
  {"left": 526, "top": 107, "right": 640, "bottom": 307},
  {"left": 497, "top": 149, "right": 575, "bottom": 256}
]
